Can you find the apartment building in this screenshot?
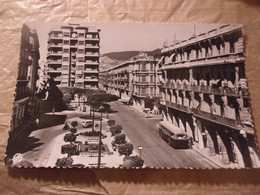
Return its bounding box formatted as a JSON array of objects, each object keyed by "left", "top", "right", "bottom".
[
  {"left": 47, "top": 24, "right": 100, "bottom": 89},
  {"left": 159, "top": 24, "right": 259, "bottom": 168},
  {"left": 131, "top": 53, "right": 160, "bottom": 111},
  {"left": 99, "top": 60, "right": 134, "bottom": 101},
  {"left": 11, "top": 24, "right": 40, "bottom": 132},
  {"left": 99, "top": 52, "right": 161, "bottom": 111}
]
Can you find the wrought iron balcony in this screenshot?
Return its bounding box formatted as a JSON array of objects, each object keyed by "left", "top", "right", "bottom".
[
  {"left": 165, "top": 101, "right": 192, "bottom": 113},
  {"left": 192, "top": 108, "right": 240, "bottom": 127}
]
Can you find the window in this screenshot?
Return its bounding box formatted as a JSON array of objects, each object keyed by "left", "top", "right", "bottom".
[
  {"left": 78, "top": 49, "right": 84, "bottom": 54},
  {"left": 142, "top": 87, "right": 146, "bottom": 95},
  {"left": 63, "top": 65, "right": 68, "bottom": 70},
  {"left": 77, "top": 66, "right": 84, "bottom": 70},
  {"left": 230, "top": 42, "right": 235, "bottom": 53},
  {"left": 77, "top": 57, "right": 84, "bottom": 62},
  {"left": 150, "top": 64, "right": 154, "bottom": 70},
  {"left": 142, "top": 76, "right": 146, "bottom": 82},
  {"left": 150, "top": 75, "right": 154, "bottom": 82},
  {"left": 63, "top": 57, "right": 69, "bottom": 62},
  {"left": 63, "top": 49, "right": 69, "bottom": 53},
  {"left": 79, "top": 33, "right": 84, "bottom": 37},
  {"left": 64, "top": 32, "right": 70, "bottom": 37},
  {"left": 142, "top": 64, "right": 146, "bottom": 71},
  {"left": 150, "top": 87, "right": 154, "bottom": 94},
  {"left": 63, "top": 40, "right": 69, "bottom": 45},
  {"left": 79, "top": 41, "right": 84, "bottom": 45}
]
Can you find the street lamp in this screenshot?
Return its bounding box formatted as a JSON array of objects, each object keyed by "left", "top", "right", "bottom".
[
  {"left": 97, "top": 106, "right": 105, "bottom": 167},
  {"left": 138, "top": 146, "right": 143, "bottom": 158}
]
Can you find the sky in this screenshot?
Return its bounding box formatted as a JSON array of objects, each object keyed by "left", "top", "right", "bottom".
[{"left": 27, "top": 22, "right": 223, "bottom": 64}]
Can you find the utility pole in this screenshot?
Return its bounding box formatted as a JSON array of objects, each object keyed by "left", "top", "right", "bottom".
[{"left": 97, "top": 112, "right": 103, "bottom": 167}]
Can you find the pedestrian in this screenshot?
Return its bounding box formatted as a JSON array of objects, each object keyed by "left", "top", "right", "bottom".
[
  {"left": 35, "top": 118, "right": 39, "bottom": 129},
  {"left": 52, "top": 108, "right": 55, "bottom": 114}
]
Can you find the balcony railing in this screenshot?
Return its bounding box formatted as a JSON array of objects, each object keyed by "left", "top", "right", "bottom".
[
  {"left": 192, "top": 108, "right": 240, "bottom": 127},
  {"left": 161, "top": 81, "right": 243, "bottom": 97},
  {"left": 134, "top": 93, "right": 157, "bottom": 97},
  {"left": 85, "top": 52, "right": 99, "bottom": 57},
  {"left": 165, "top": 101, "right": 192, "bottom": 113},
  {"left": 85, "top": 60, "right": 99, "bottom": 65}
]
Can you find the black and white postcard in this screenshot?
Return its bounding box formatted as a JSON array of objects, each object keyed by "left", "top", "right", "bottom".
[{"left": 5, "top": 22, "right": 260, "bottom": 168}]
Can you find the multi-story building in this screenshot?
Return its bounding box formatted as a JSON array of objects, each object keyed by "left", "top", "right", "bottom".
[
  {"left": 159, "top": 24, "right": 260, "bottom": 168},
  {"left": 99, "top": 59, "right": 134, "bottom": 101},
  {"left": 11, "top": 24, "right": 40, "bottom": 133},
  {"left": 131, "top": 53, "right": 160, "bottom": 111},
  {"left": 47, "top": 24, "right": 100, "bottom": 89},
  {"left": 99, "top": 52, "right": 161, "bottom": 111}
]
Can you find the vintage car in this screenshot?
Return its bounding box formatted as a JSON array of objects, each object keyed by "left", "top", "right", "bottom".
[{"left": 159, "top": 121, "right": 189, "bottom": 149}]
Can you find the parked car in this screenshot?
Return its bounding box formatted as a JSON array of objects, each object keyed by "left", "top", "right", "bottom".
[{"left": 82, "top": 119, "right": 98, "bottom": 128}]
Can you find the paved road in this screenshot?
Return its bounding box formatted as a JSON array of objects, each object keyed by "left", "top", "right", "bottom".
[{"left": 109, "top": 101, "right": 218, "bottom": 168}]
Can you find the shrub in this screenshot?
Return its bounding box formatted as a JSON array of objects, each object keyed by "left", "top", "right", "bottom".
[
  {"left": 61, "top": 144, "right": 77, "bottom": 155},
  {"left": 64, "top": 133, "right": 77, "bottom": 143},
  {"left": 124, "top": 155, "right": 144, "bottom": 168},
  {"left": 107, "top": 119, "right": 116, "bottom": 126},
  {"left": 118, "top": 142, "right": 133, "bottom": 156},
  {"left": 80, "top": 131, "right": 104, "bottom": 137},
  {"left": 114, "top": 134, "right": 126, "bottom": 144},
  {"left": 89, "top": 144, "right": 99, "bottom": 151},
  {"left": 110, "top": 125, "right": 123, "bottom": 136},
  {"left": 55, "top": 157, "right": 73, "bottom": 167},
  {"left": 70, "top": 127, "right": 77, "bottom": 134},
  {"left": 71, "top": 121, "right": 78, "bottom": 128}
]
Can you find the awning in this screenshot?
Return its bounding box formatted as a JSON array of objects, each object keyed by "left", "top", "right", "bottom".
[{"left": 159, "top": 121, "right": 186, "bottom": 135}]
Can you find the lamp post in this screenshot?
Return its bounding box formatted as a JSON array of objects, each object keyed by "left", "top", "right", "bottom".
[
  {"left": 98, "top": 106, "right": 105, "bottom": 167},
  {"left": 138, "top": 146, "right": 143, "bottom": 158}
]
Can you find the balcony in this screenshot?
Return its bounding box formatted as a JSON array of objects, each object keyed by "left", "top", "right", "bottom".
[
  {"left": 47, "top": 60, "right": 62, "bottom": 64},
  {"left": 85, "top": 37, "right": 99, "bottom": 41},
  {"left": 84, "top": 69, "right": 99, "bottom": 73},
  {"left": 85, "top": 52, "right": 99, "bottom": 57},
  {"left": 48, "top": 68, "right": 62, "bottom": 73},
  {"left": 49, "top": 43, "right": 63, "bottom": 48},
  {"left": 54, "top": 77, "right": 62, "bottom": 82},
  {"left": 47, "top": 52, "right": 63, "bottom": 56},
  {"left": 192, "top": 108, "right": 240, "bottom": 127},
  {"left": 49, "top": 35, "right": 63, "bottom": 40},
  {"left": 85, "top": 44, "right": 99, "bottom": 49},
  {"left": 165, "top": 101, "right": 192, "bottom": 114},
  {"left": 161, "top": 53, "right": 244, "bottom": 70},
  {"left": 161, "top": 81, "right": 242, "bottom": 97},
  {"left": 84, "top": 77, "right": 98, "bottom": 82}
]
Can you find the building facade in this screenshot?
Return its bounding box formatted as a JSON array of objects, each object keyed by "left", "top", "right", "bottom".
[
  {"left": 11, "top": 24, "right": 40, "bottom": 133},
  {"left": 159, "top": 24, "right": 260, "bottom": 168},
  {"left": 47, "top": 24, "right": 100, "bottom": 89},
  {"left": 99, "top": 53, "right": 161, "bottom": 111}
]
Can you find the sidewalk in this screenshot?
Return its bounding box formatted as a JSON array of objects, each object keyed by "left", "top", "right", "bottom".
[
  {"left": 45, "top": 114, "right": 126, "bottom": 168},
  {"left": 192, "top": 144, "right": 238, "bottom": 169}
]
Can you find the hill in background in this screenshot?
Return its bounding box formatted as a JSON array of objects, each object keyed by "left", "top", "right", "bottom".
[{"left": 99, "top": 48, "right": 161, "bottom": 71}]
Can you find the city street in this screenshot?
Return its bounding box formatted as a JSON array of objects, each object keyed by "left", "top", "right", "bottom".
[
  {"left": 109, "top": 101, "right": 219, "bottom": 168},
  {"left": 20, "top": 101, "right": 219, "bottom": 168}
]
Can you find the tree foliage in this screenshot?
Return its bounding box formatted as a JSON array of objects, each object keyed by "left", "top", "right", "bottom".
[
  {"left": 118, "top": 143, "right": 133, "bottom": 156},
  {"left": 107, "top": 119, "right": 116, "bottom": 126},
  {"left": 87, "top": 93, "right": 118, "bottom": 109},
  {"left": 123, "top": 155, "right": 144, "bottom": 168},
  {"left": 64, "top": 133, "right": 77, "bottom": 142},
  {"left": 114, "top": 133, "right": 126, "bottom": 144},
  {"left": 71, "top": 121, "right": 78, "bottom": 127},
  {"left": 55, "top": 157, "right": 74, "bottom": 167},
  {"left": 110, "top": 125, "right": 123, "bottom": 136}
]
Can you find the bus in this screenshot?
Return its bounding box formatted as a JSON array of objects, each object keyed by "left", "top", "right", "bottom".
[{"left": 159, "top": 121, "right": 189, "bottom": 149}]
